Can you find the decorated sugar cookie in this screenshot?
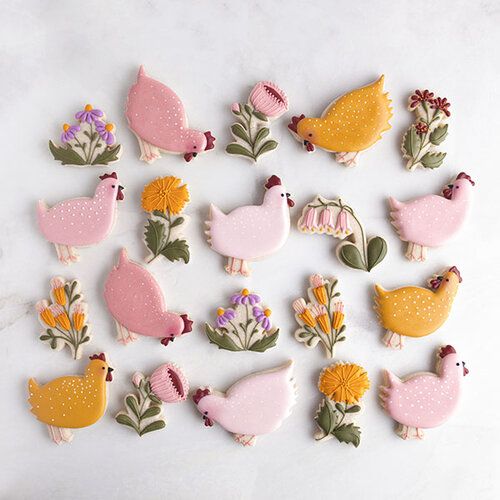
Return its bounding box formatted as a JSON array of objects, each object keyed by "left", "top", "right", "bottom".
[
  {"left": 28, "top": 353, "right": 113, "bottom": 444},
  {"left": 126, "top": 66, "right": 215, "bottom": 163},
  {"left": 142, "top": 176, "right": 190, "bottom": 264},
  {"left": 205, "top": 175, "right": 294, "bottom": 276},
  {"left": 288, "top": 76, "right": 392, "bottom": 166},
  {"left": 390, "top": 172, "right": 475, "bottom": 261},
  {"left": 103, "top": 249, "right": 193, "bottom": 345},
  {"left": 35, "top": 278, "right": 91, "bottom": 360},
  {"left": 205, "top": 289, "right": 279, "bottom": 352},
  {"left": 314, "top": 363, "right": 370, "bottom": 447},
  {"left": 49, "top": 104, "right": 122, "bottom": 166},
  {"left": 192, "top": 361, "right": 296, "bottom": 447},
  {"left": 380, "top": 345, "right": 468, "bottom": 440},
  {"left": 37, "top": 172, "right": 124, "bottom": 264},
  {"left": 226, "top": 81, "right": 288, "bottom": 162},
  {"left": 402, "top": 90, "right": 451, "bottom": 171},
  {"left": 293, "top": 274, "right": 346, "bottom": 358},
  {"left": 116, "top": 363, "right": 189, "bottom": 437},
  {"left": 374, "top": 267, "right": 462, "bottom": 349},
  {"left": 298, "top": 195, "right": 387, "bottom": 272}
]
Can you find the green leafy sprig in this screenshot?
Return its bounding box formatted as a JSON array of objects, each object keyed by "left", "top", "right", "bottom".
[{"left": 315, "top": 399, "right": 362, "bottom": 447}]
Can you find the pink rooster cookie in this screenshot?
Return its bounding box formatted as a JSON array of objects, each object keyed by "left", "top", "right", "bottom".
[
  {"left": 126, "top": 66, "right": 215, "bottom": 163},
  {"left": 193, "top": 361, "right": 296, "bottom": 447},
  {"left": 380, "top": 345, "right": 468, "bottom": 440},
  {"left": 205, "top": 175, "right": 294, "bottom": 276},
  {"left": 37, "top": 172, "right": 124, "bottom": 264},
  {"left": 389, "top": 172, "right": 475, "bottom": 261},
  {"left": 103, "top": 249, "right": 193, "bottom": 346}
]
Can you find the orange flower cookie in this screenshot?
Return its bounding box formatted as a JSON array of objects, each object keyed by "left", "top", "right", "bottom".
[
  {"left": 314, "top": 363, "right": 370, "bottom": 447},
  {"left": 374, "top": 267, "right": 462, "bottom": 349},
  {"left": 28, "top": 353, "right": 113, "bottom": 444},
  {"left": 288, "top": 76, "right": 392, "bottom": 166}
]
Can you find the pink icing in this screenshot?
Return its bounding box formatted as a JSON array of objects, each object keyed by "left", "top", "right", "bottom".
[
  {"left": 103, "top": 249, "right": 188, "bottom": 339},
  {"left": 389, "top": 175, "right": 474, "bottom": 247},
  {"left": 195, "top": 361, "right": 296, "bottom": 436},
  {"left": 37, "top": 175, "right": 122, "bottom": 246},
  {"left": 126, "top": 66, "right": 208, "bottom": 155},
  {"left": 206, "top": 180, "right": 292, "bottom": 261},
  {"left": 380, "top": 347, "right": 466, "bottom": 429}
]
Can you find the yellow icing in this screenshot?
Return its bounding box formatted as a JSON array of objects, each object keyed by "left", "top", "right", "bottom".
[
  {"left": 105, "top": 123, "right": 114, "bottom": 132},
  {"left": 84, "top": 104, "right": 93, "bottom": 111},
  {"left": 28, "top": 358, "right": 109, "bottom": 429},
  {"left": 62, "top": 123, "right": 70, "bottom": 132},
  {"left": 297, "top": 75, "right": 392, "bottom": 152},
  {"left": 318, "top": 363, "right": 370, "bottom": 404},
  {"left": 374, "top": 271, "right": 460, "bottom": 338},
  {"left": 264, "top": 308, "right": 272, "bottom": 317}
]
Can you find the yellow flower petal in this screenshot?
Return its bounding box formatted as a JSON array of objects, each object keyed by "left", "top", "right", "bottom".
[
  {"left": 318, "top": 363, "right": 370, "bottom": 404},
  {"left": 141, "top": 176, "right": 190, "bottom": 215}
]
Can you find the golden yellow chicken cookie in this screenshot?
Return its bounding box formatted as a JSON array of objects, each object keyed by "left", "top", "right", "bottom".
[{"left": 288, "top": 76, "right": 392, "bottom": 166}]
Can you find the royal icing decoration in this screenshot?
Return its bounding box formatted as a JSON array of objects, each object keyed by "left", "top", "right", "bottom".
[
  {"left": 205, "top": 175, "right": 294, "bottom": 276},
  {"left": 374, "top": 267, "right": 462, "bottom": 349},
  {"left": 293, "top": 274, "right": 346, "bottom": 358},
  {"left": 116, "top": 363, "right": 189, "bottom": 437},
  {"left": 28, "top": 353, "right": 113, "bottom": 444},
  {"left": 205, "top": 289, "right": 279, "bottom": 352},
  {"left": 37, "top": 172, "right": 124, "bottom": 264},
  {"left": 402, "top": 90, "right": 451, "bottom": 171},
  {"left": 103, "top": 249, "right": 193, "bottom": 346},
  {"left": 288, "top": 76, "right": 392, "bottom": 166},
  {"left": 192, "top": 361, "right": 296, "bottom": 447},
  {"left": 390, "top": 172, "right": 475, "bottom": 261},
  {"left": 36, "top": 278, "right": 91, "bottom": 360},
  {"left": 315, "top": 363, "right": 370, "bottom": 447},
  {"left": 298, "top": 195, "right": 387, "bottom": 272},
  {"left": 226, "top": 81, "right": 288, "bottom": 162},
  {"left": 49, "top": 104, "right": 121, "bottom": 166},
  {"left": 380, "top": 345, "right": 468, "bottom": 440},
  {"left": 126, "top": 66, "right": 215, "bottom": 163},
  {"left": 142, "top": 176, "right": 190, "bottom": 264}
]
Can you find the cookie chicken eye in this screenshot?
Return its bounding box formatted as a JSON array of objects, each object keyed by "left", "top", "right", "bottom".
[
  {"left": 456, "top": 363, "right": 460, "bottom": 366},
  {"left": 112, "top": 185, "right": 116, "bottom": 188},
  {"left": 281, "top": 193, "right": 285, "bottom": 197},
  {"left": 193, "top": 145, "right": 197, "bottom": 149},
  {"left": 308, "top": 133, "right": 313, "bottom": 137}
]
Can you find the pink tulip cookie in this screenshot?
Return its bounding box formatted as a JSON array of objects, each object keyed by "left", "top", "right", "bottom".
[
  {"left": 226, "top": 81, "right": 289, "bottom": 162},
  {"left": 116, "top": 363, "right": 189, "bottom": 437},
  {"left": 298, "top": 195, "right": 387, "bottom": 272},
  {"left": 103, "top": 249, "right": 193, "bottom": 346},
  {"left": 192, "top": 361, "right": 296, "bottom": 446},
  {"left": 205, "top": 175, "right": 294, "bottom": 276},
  {"left": 389, "top": 172, "right": 475, "bottom": 261},
  {"left": 380, "top": 345, "right": 468, "bottom": 440},
  {"left": 126, "top": 66, "right": 215, "bottom": 163},
  {"left": 37, "top": 172, "right": 124, "bottom": 264}
]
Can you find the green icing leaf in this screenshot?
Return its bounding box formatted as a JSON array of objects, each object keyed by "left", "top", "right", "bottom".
[
  {"left": 205, "top": 324, "right": 242, "bottom": 351},
  {"left": 149, "top": 394, "right": 162, "bottom": 405},
  {"left": 315, "top": 399, "right": 337, "bottom": 436},
  {"left": 50, "top": 339, "right": 57, "bottom": 349},
  {"left": 91, "top": 144, "right": 121, "bottom": 165},
  {"left": 140, "top": 420, "right": 166, "bottom": 436},
  {"left": 226, "top": 143, "right": 255, "bottom": 160},
  {"left": 253, "top": 127, "right": 270, "bottom": 146},
  {"left": 429, "top": 124, "right": 448, "bottom": 145},
  {"left": 366, "top": 236, "right": 387, "bottom": 271},
  {"left": 335, "top": 403, "right": 345, "bottom": 414},
  {"left": 345, "top": 405, "right": 361, "bottom": 413},
  {"left": 231, "top": 123, "right": 250, "bottom": 144},
  {"left": 169, "top": 216, "right": 185, "bottom": 229},
  {"left": 420, "top": 151, "right": 446, "bottom": 169},
  {"left": 248, "top": 330, "right": 279, "bottom": 353},
  {"left": 338, "top": 244, "right": 366, "bottom": 271},
  {"left": 332, "top": 423, "right": 361, "bottom": 447},
  {"left": 152, "top": 210, "right": 168, "bottom": 220},
  {"left": 255, "top": 139, "right": 278, "bottom": 159},
  {"left": 160, "top": 239, "right": 190, "bottom": 264},
  {"left": 40, "top": 335, "right": 51, "bottom": 341},
  {"left": 49, "top": 140, "right": 86, "bottom": 166},
  {"left": 243, "top": 104, "right": 253, "bottom": 115},
  {"left": 252, "top": 110, "right": 269, "bottom": 121},
  {"left": 402, "top": 127, "right": 421, "bottom": 157},
  {"left": 144, "top": 219, "right": 165, "bottom": 258},
  {"left": 126, "top": 395, "right": 140, "bottom": 418},
  {"left": 116, "top": 413, "right": 137, "bottom": 430},
  {"left": 142, "top": 405, "right": 162, "bottom": 419}
]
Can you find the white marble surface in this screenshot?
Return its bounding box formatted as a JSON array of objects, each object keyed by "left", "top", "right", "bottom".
[{"left": 1, "top": 1, "right": 499, "bottom": 498}]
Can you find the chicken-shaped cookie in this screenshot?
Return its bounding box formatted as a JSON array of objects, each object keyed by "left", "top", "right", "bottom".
[
  {"left": 288, "top": 76, "right": 392, "bottom": 166},
  {"left": 205, "top": 175, "right": 294, "bottom": 276},
  {"left": 192, "top": 361, "right": 296, "bottom": 446},
  {"left": 28, "top": 353, "right": 113, "bottom": 444},
  {"left": 37, "top": 172, "right": 124, "bottom": 264},
  {"left": 390, "top": 172, "right": 475, "bottom": 261},
  {"left": 126, "top": 66, "right": 215, "bottom": 163},
  {"left": 374, "top": 267, "right": 461, "bottom": 349},
  {"left": 104, "top": 249, "right": 193, "bottom": 346},
  {"left": 380, "top": 345, "right": 468, "bottom": 440}
]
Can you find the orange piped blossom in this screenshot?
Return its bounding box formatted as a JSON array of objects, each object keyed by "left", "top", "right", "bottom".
[
  {"left": 141, "top": 176, "right": 191, "bottom": 265},
  {"left": 36, "top": 278, "right": 92, "bottom": 360},
  {"left": 293, "top": 274, "right": 346, "bottom": 358},
  {"left": 314, "top": 363, "right": 370, "bottom": 447}
]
